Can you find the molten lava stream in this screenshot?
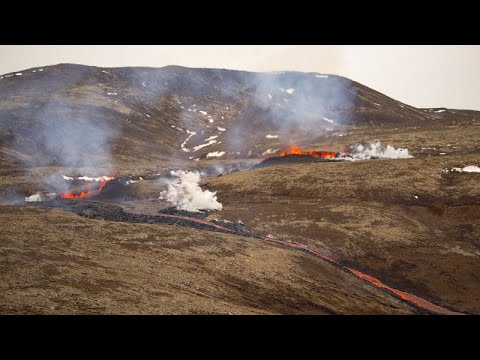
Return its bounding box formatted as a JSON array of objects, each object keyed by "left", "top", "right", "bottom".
[
  {"left": 280, "top": 145, "right": 338, "bottom": 159},
  {"left": 60, "top": 179, "right": 111, "bottom": 199}
]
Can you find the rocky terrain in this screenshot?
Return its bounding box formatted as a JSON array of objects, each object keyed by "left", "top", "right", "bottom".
[{"left": 0, "top": 64, "right": 478, "bottom": 314}]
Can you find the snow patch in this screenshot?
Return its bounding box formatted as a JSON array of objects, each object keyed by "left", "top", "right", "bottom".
[
  {"left": 268, "top": 94, "right": 272, "bottom": 99},
  {"left": 199, "top": 111, "right": 208, "bottom": 115},
  {"left": 192, "top": 140, "right": 217, "bottom": 152},
  {"left": 217, "top": 126, "right": 226, "bottom": 132},
  {"left": 209, "top": 119, "right": 214, "bottom": 123},
  {"left": 435, "top": 109, "right": 446, "bottom": 113},
  {"left": 107, "top": 92, "right": 117, "bottom": 96},
  {"left": 145, "top": 114, "right": 151, "bottom": 118},
  {"left": 262, "top": 148, "right": 279, "bottom": 156},
  {"left": 15, "top": 73, "right": 22, "bottom": 76},
  {"left": 62, "top": 175, "right": 74, "bottom": 180},
  {"left": 206, "top": 151, "right": 225, "bottom": 158},
  {"left": 322, "top": 117, "right": 334, "bottom": 124},
  {"left": 101, "top": 70, "right": 109, "bottom": 74},
  {"left": 181, "top": 130, "right": 197, "bottom": 152},
  {"left": 449, "top": 166, "right": 480, "bottom": 173},
  {"left": 77, "top": 176, "right": 114, "bottom": 182},
  {"left": 285, "top": 88, "right": 295, "bottom": 94},
  {"left": 316, "top": 74, "right": 329, "bottom": 78},
  {"left": 25, "top": 193, "right": 42, "bottom": 202},
  {"left": 266, "top": 134, "right": 278, "bottom": 139}
]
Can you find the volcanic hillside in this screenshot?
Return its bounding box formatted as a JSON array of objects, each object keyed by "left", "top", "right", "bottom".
[
  {"left": 1, "top": 64, "right": 479, "bottom": 315},
  {"left": 1, "top": 63, "right": 476, "bottom": 172}
]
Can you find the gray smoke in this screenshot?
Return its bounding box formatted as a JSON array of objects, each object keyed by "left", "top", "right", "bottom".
[{"left": 225, "top": 71, "right": 357, "bottom": 154}]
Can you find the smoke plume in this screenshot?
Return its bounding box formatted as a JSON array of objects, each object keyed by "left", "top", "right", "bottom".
[
  {"left": 350, "top": 140, "right": 413, "bottom": 159},
  {"left": 159, "top": 170, "right": 222, "bottom": 212}
]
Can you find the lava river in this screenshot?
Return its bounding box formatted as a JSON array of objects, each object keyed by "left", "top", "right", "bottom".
[{"left": 158, "top": 213, "right": 463, "bottom": 315}]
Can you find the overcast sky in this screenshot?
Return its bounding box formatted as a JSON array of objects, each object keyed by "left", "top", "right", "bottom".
[{"left": 1, "top": 45, "right": 479, "bottom": 110}]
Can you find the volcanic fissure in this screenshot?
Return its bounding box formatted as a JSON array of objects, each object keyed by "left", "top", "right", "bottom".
[{"left": 32, "top": 198, "right": 463, "bottom": 315}]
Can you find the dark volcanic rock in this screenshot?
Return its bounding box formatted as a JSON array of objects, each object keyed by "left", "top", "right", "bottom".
[{"left": 255, "top": 154, "right": 344, "bottom": 168}]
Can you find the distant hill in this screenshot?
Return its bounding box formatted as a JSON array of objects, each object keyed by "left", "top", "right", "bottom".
[{"left": 0, "top": 63, "right": 476, "bottom": 169}]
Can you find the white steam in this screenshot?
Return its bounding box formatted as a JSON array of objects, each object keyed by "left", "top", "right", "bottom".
[
  {"left": 351, "top": 141, "right": 413, "bottom": 160},
  {"left": 159, "top": 171, "right": 222, "bottom": 212}
]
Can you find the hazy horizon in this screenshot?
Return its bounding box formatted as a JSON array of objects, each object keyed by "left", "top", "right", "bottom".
[{"left": 1, "top": 45, "right": 479, "bottom": 111}]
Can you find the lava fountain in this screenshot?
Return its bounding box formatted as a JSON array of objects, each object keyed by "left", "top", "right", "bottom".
[{"left": 280, "top": 145, "right": 340, "bottom": 159}]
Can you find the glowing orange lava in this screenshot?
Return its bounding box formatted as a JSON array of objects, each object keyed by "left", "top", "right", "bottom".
[
  {"left": 60, "top": 178, "right": 113, "bottom": 199},
  {"left": 280, "top": 145, "right": 338, "bottom": 159}
]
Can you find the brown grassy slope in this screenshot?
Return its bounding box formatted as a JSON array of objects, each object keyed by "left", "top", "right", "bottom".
[
  {"left": 205, "top": 153, "right": 480, "bottom": 314},
  {"left": 0, "top": 206, "right": 416, "bottom": 314}
]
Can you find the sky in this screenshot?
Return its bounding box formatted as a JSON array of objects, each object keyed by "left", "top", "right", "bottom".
[{"left": 1, "top": 45, "right": 479, "bottom": 110}]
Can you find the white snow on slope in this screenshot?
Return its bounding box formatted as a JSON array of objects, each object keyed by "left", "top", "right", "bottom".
[
  {"left": 146, "top": 114, "right": 151, "bottom": 118},
  {"left": 62, "top": 175, "right": 74, "bottom": 180},
  {"left": 181, "top": 130, "right": 197, "bottom": 152},
  {"left": 192, "top": 140, "right": 217, "bottom": 152},
  {"left": 435, "top": 109, "right": 446, "bottom": 113},
  {"left": 217, "top": 126, "right": 226, "bottom": 132},
  {"left": 322, "top": 117, "right": 334, "bottom": 124},
  {"left": 266, "top": 134, "right": 278, "bottom": 139},
  {"left": 209, "top": 119, "right": 214, "bottom": 123},
  {"left": 285, "top": 88, "right": 295, "bottom": 94},
  {"left": 78, "top": 176, "right": 114, "bottom": 182},
  {"left": 107, "top": 92, "right": 117, "bottom": 96},
  {"left": 268, "top": 94, "right": 272, "bottom": 99},
  {"left": 199, "top": 111, "right": 208, "bottom": 115},
  {"left": 316, "top": 74, "right": 329, "bottom": 78},
  {"left": 262, "top": 149, "right": 279, "bottom": 156},
  {"left": 15, "top": 73, "right": 22, "bottom": 76},
  {"left": 25, "top": 193, "right": 42, "bottom": 202},
  {"left": 206, "top": 151, "right": 225, "bottom": 158},
  {"left": 101, "top": 70, "right": 109, "bottom": 74},
  {"left": 205, "top": 135, "right": 218, "bottom": 141},
  {"left": 449, "top": 166, "right": 480, "bottom": 173}
]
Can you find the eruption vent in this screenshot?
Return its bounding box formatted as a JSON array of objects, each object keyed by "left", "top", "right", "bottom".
[
  {"left": 59, "top": 176, "right": 114, "bottom": 199},
  {"left": 280, "top": 145, "right": 339, "bottom": 159}
]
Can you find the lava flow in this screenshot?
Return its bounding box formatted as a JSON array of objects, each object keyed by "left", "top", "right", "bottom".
[
  {"left": 280, "top": 145, "right": 339, "bottom": 159},
  {"left": 60, "top": 177, "right": 114, "bottom": 199}
]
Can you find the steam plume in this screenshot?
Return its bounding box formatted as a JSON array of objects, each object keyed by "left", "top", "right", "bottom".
[
  {"left": 159, "top": 171, "right": 222, "bottom": 212},
  {"left": 350, "top": 140, "right": 413, "bottom": 159}
]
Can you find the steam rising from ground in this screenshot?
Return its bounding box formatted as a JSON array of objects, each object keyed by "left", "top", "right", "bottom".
[
  {"left": 351, "top": 141, "right": 413, "bottom": 160},
  {"left": 159, "top": 171, "right": 222, "bottom": 212}
]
